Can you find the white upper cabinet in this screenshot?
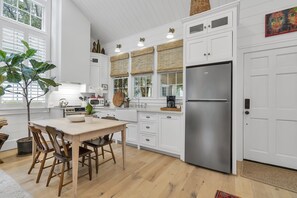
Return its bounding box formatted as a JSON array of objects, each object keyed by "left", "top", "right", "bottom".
[
  {"left": 51, "top": 0, "right": 90, "bottom": 84},
  {"left": 185, "top": 11, "right": 233, "bottom": 39},
  {"left": 183, "top": 3, "right": 238, "bottom": 66},
  {"left": 89, "top": 53, "right": 109, "bottom": 91}
]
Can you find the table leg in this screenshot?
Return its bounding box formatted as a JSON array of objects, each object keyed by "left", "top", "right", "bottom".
[
  {"left": 121, "top": 126, "right": 126, "bottom": 170},
  {"left": 72, "top": 136, "right": 79, "bottom": 198}
]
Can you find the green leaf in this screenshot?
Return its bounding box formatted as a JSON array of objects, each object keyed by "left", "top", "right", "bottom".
[
  {"left": 37, "top": 80, "right": 46, "bottom": 91},
  {"left": 25, "top": 49, "right": 37, "bottom": 58},
  {"left": 11, "top": 54, "right": 24, "bottom": 66},
  {"left": 21, "top": 40, "right": 30, "bottom": 49},
  {"left": 0, "top": 50, "right": 7, "bottom": 61},
  {"left": 0, "top": 75, "right": 5, "bottom": 84},
  {"left": 40, "top": 77, "right": 60, "bottom": 87},
  {"left": 30, "top": 59, "right": 44, "bottom": 69},
  {"left": 0, "top": 87, "right": 4, "bottom": 96},
  {"left": 7, "top": 70, "right": 22, "bottom": 83},
  {"left": 0, "top": 66, "right": 8, "bottom": 75},
  {"left": 37, "top": 63, "right": 56, "bottom": 73},
  {"left": 21, "top": 66, "right": 34, "bottom": 79}
]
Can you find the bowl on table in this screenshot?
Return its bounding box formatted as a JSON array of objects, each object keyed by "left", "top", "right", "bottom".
[{"left": 66, "top": 115, "right": 85, "bottom": 122}]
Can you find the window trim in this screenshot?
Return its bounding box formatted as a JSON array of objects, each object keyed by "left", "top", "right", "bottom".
[
  {"left": 158, "top": 71, "right": 183, "bottom": 99},
  {"left": 0, "top": 0, "right": 51, "bottom": 109},
  {"left": 0, "top": 0, "right": 49, "bottom": 32},
  {"left": 132, "top": 74, "right": 153, "bottom": 98}
]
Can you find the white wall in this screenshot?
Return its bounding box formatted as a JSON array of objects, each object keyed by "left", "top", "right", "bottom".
[
  {"left": 51, "top": 0, "right": 91, "bottom": 84},
  {"left": 236, "top": 0, "right": 297, "bottom": 160},
  {"left": 102, "top": 21, "right": 184, "bottom": 107}
]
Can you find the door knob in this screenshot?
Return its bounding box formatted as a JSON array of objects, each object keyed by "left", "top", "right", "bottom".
[{"left": 245, "top": 111, "right": 250, "bottom": 115}]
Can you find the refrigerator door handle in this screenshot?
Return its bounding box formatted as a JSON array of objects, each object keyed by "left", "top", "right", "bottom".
[{"left": 187, "top": 99, "right": 229, "bottom": 102}]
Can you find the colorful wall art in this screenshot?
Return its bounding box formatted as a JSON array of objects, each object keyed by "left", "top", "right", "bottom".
[{"left": 265, "top": 7, "right": 297, "bottom": 37}]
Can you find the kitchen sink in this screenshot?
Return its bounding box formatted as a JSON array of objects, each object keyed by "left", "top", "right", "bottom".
[{"left": 115, "top": 109, "right": 138, "bottom": 122}]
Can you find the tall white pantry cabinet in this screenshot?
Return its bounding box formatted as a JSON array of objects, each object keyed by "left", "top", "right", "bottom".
[{"left": 182, "top": 1, "right": 239, "bottom": 174}]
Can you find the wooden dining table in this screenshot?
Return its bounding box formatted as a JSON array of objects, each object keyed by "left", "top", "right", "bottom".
[{"left": 30, "top": 118, "right": 127, "bottom": 198}]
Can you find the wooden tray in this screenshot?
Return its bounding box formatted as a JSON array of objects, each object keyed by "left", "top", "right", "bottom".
[
  {"left": 113, "top": 91, "right": 125, "bottom": 107},
  {"left": 160, "top": 107, "right": 181, "bottom": 112}
]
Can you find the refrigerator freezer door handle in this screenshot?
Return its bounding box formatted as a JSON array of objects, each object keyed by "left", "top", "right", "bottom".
[{"left": 187, "top": 99, "right": 228, "bottom": 102}]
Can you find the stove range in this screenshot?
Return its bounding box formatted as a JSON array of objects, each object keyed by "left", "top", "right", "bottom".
[{"left": 63, "top": 106, "right": 86, "bottom": 117}]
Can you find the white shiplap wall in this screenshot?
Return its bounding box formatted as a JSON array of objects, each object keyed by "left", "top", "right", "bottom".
[{"left": 236, "top": 0, "right": 297, "bottom": 160}]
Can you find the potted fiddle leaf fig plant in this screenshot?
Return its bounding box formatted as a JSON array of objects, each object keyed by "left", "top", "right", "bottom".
[{"left": 0, "top": 40, "right": 60, "bottom": 155}]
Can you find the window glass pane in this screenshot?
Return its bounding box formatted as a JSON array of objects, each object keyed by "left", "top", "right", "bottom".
[
  {"left": 177, "top": 72, "right": 183, "bottom": 84},
  {"left": 134, "top": 87, "right": 140, "bottom": 97},
  {"left": 147, "top": 76, "right": 152, "bottom": 86},
  {"left": 31, "top": 16, "right": 42, "bottom": 29},
  {"left": 160, "top": 74, "right": 167, "bottom": 84},
  {"left": 124, "top": 78, "right": 128, "bottom": 88},
  {"left": 4, "top": 0, "right": 17, "bottom": 6},
  {"left": 18, "top": 10, "right": 30, "bottom": 25},
  {"left": 141, "top": 77, "right": 146, "bottom": 87},
  {"left": 159, "top": 72, "right": 183, "bottom": 98},
  {"left": 3, "top": 4, "right": 17, "bottom": 20},
  {"left": 168, "top": 73, "right": 176, "bottom": 84},
  {"left": 18, "top": 0, "right": 31, "bottom": 12},
  {"left": 31, "top": 2, "right": 42, "bottom": 17},
  {"left": 177, "top": 85, "right": 183, "bottom": 97}
]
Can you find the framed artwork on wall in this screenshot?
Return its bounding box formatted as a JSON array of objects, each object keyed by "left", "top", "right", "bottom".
[{"left": 265, "top": 7, "right": 297, "bottom": 37}]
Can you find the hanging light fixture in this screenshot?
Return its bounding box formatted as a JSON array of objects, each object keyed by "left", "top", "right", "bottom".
[
  {"left": 166, "top": 28, "right": 175, "bottom": 39},
  {"left": 137, "top": 37, "right": 145, "bottom": 47},
  {"left": 114, "top": 44, "right": 121, "bottom": 53}
]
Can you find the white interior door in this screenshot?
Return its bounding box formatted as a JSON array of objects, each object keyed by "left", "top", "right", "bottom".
[{"left": 244, "top": 46, "right": 297, "bottom": 169}]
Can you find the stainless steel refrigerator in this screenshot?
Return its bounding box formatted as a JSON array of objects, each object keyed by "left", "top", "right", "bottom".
[{"left": 185, "top": 62, "right": 232, "bottom": 174}]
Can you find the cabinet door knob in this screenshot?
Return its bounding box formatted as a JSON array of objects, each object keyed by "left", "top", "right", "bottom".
[
  {"left": 208, "top": 53, "right": 211, "bottom": 56},
  {"left": 208, "top": 25, "right": 211, "bottom": 28},
  {"left": 145, "top": 138, "right": 150, "bottom": 142},
  {"left": 204, "top": 26, "right": 207, "bottom": 29},
  {"left": 146, "top": 126, "right": 150, "bottom": 129},
  {"left": 204, "top": 53, "right": 207, "bottom": 56},
  {"left": 167, "top": 116, "right": 171, "bottom": 119}
]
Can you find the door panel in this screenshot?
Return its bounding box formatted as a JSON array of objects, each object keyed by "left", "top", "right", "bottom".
[
  {"left": 208, "top": 31, "right": 233, "bottom": 62},
  {"left": 185, "top": 101, "right": 231, "bottom": 173},
  {"left": 185, "top": 38, "right": 207, "bottom": 66},
  {"left": 186, "top": 63, "right": 231, "bottom": 100},
  {"left": 244, "top": 46, "right": 297, "bottom": 169}
]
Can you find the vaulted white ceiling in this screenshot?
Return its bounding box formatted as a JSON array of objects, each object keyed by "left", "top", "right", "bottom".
[{"left": 71, "top": 0, "right": 234, "bottom": 44}]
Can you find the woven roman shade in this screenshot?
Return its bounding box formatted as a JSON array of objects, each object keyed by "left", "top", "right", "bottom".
[
  {"left": 110, "top": 53, "right": 129, "bottom": 78},
  {"left": 131, "top": 47, "right": 154, "bottom": 75},
  {"left": 157, "top": 40, "right": 183, "bottom": 73}
]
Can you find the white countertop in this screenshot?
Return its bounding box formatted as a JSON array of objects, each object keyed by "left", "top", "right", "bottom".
[{"left": 94, "top": 106, "right": 183, "bottom": 114}]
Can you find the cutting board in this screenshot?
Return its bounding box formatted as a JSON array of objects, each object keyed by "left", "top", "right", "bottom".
[{"left": 113, "top": 91, "right": 125, "bottom": 107}]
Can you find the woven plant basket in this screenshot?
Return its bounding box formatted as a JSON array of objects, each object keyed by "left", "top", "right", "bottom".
[{"left": 190, "top": 0, "right": 211, "bottom": 16}]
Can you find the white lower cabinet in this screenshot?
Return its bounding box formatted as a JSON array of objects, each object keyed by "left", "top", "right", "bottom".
[
  {"left": 126, "top": 123, "right": 138, "bottom": 144},
  {"left": 159, "top": 114, "right": 181, "bottom": 154},
  {"left": 139, "top": 133, "right": 157, "bottom": 147},
  {"left": 138, "top": 112, "right": 182, "bottom": 156},
  {"left": 95, "top": 110, "right": 182, "bottom": 156}
]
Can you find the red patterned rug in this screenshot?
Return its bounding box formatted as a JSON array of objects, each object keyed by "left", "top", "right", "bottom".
[{"left": 215, "top": 190, "right": 240, "bottom": 198}]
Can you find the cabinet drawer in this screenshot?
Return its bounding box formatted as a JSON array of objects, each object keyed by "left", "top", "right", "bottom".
[
  {"left": 159, "top": 114, "right": 180, "bottom": 120},
  {"left": 139, "top": 133, "right": 157, "bottom": 147},
  {"left": 140, "top": 122, "right": 157, "bottom": 133},
  {"left": 139, "top": 113, "right": 158, "bottom": 121}
]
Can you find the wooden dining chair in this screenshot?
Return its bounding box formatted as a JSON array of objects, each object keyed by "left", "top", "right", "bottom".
[
  {"left": 28, "top": 125, "right": 55, "bottom": 183},
  {"left": 46, "top": 126, "right": 92, "bottom": 197},
  {"left": 82, "top": 116, "right": 117, "bottom": 174}
]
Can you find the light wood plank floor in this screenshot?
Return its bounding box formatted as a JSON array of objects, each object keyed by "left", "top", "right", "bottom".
[{"left": 0, "top": 144, "right": 297, "bottom": 198}]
